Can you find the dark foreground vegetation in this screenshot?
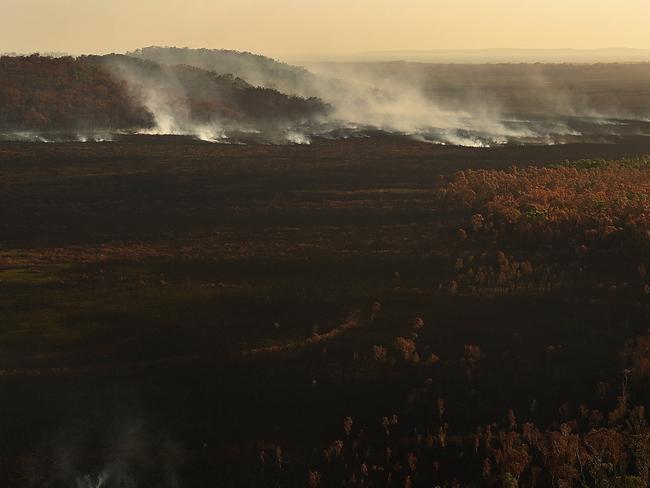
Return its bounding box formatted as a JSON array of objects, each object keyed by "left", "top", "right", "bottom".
[{"left": 0, "top": 137, "right": 649, "bottom": 487}]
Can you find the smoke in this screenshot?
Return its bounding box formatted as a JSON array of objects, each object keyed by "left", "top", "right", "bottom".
[
  {"left": 103, "top": 56, "right": 226, "bottom": 142},
  {"left": 117, "top": 48, "right": 532, "bottom": 145},
  {"left": 20, "top": 413, "right": 186, "bottom": 488},
  {"left": 119, "top": 49, "right": 650, "bottom": 146},
  {"left": 128, "top": 47, "right": 319, "bottom": 98},
  {"left": 299, "top": 61, "right": 650, "bottom": 146},
  {"left": 0, "top": 132, "right": 114, "bottom": 143},
  {"left": 98, "top": 54, "right": 330, "bottom": 144},
  {"left": 0, "top": 131, "right": 54, "bottom": 143},
  {"left": 2, "top": 49, "right": 650, "bottom": 145}
]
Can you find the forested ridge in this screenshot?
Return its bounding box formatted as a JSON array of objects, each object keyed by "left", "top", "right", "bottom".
[
  {"left": 128, "top": 46, "right": 319, "bottom": 96},
  {"left": 0, "top": 55, "right": 152, "bottom": 131},
  {"left": 0, "top": 54, "right": 329, "bottom": 133}
]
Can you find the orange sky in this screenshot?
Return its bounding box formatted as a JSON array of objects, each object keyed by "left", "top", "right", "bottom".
[{"left": 2, "top": 0, "right": 650, "bottom": 58}]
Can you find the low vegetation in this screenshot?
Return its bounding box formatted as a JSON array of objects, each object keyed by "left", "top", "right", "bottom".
[{"left": 0, "top": 139, "right": 649, "bottom": 486}]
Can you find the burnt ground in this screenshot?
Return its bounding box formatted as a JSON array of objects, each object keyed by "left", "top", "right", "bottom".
[{"left": 1, "top": 136, "right": 650, "bottom": 487}]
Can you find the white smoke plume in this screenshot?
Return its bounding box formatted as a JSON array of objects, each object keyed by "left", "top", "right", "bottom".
[
  {"left": 121, "top": 48, "right": 650, "bottom": 146},
  {"left": 2, "top": 49, "right": 650, "bottom": 145},
  {"left": 20, "top": 413, "right": 186, "bottom": 488}
]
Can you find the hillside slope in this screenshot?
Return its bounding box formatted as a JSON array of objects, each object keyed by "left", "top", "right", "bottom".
[
  {"left": 128, "top": 46, "right": 321, "bottom": 97},
  {"left": 0, "top": 54, "right": 329, "bottom": 135},
  {"left": 0, "top": 55, "right": 152, "bottom": 131}
]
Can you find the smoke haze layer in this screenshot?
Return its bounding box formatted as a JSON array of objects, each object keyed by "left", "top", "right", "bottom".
[
  {"left": 108, "top": 48, "right": 650, "bottom": 146},
  {"left": 2, "top": 48, "right": 650, "bottom": 145}
]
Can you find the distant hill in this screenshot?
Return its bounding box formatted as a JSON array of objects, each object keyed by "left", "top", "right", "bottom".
[
  {"left": 104, "top": 54, "right": 329, "bottom": 129},
  {"left": 305, "top": 61, "right": 650, "bottom": 119},
  {"left": 0, "top": 54, "right": 329, "bottom": 133},
  {"left": 126, "top": 46, "right": 388, "bottom": 123},
  {"left": 128, "top": 46, "right": 324, "bottom": 97},
  {"left": 318, "top": 48, "right": 650, "bottom": 64}
]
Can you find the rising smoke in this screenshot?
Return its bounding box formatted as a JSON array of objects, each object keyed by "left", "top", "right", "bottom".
[
  {"left": 2, "top": 48, "right": 650, "bottom": 145},
  {"left": 20, "top": 413, "right": 186, "bottom": 488},
  {"left": 298, "top": 61, "right": 650, "bottom": 146},
  {"left": 114, "top": 49, "right": 650, "bottom": 146}
]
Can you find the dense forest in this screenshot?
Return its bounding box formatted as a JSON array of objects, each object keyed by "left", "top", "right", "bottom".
[{"left": 0, "top": 55, "right": 152, "bottom": 131}]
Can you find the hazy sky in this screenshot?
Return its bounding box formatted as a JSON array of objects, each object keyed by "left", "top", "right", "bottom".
[{"left": 2, "top": 0, "right": 650, "bottom": 58}]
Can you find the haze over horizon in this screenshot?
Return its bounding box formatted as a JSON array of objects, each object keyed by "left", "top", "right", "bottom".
[{"left": 2, "top": 0, "right": 650, "bottom": 62}]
